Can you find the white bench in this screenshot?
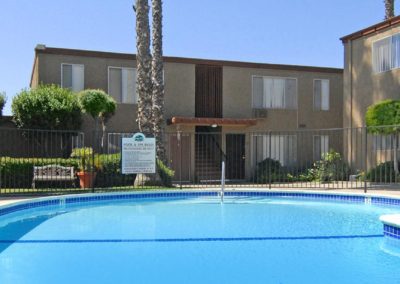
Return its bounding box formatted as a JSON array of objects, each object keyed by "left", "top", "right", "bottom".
[{"left": 32, "top": 165, "right": 75, "bottom": 189}]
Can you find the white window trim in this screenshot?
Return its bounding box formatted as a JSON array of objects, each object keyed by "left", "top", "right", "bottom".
[
  {"left": 251, "top": 75, "right": 298, "bottom": 110},
  {"left": 61, "top": 63, "right": 84, "bottom": 90},
  {"left": 250, "top": 134, "right": 297, "bottom": 167},
  {"left": 313, "top": 79, "right": 330, "bottom": 111},
  {"left": 372, "top": 33, "right": 399, "bottom": 74},
  {"left": 107, "top": 66, "right": 137, "bottom": 105}
]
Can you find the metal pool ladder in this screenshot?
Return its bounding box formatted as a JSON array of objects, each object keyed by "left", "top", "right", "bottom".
[{"left": 220, "top": 161, "right": 225, "bottom": 203}]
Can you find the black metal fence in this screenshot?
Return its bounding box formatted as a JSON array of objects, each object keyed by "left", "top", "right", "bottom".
[{"left": 1, "top": 126, "right": 400, "bottom": 195}]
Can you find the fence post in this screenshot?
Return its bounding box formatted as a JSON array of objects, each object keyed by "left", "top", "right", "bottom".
[
  {"left": 364, "top": 127, "right": 368, "bottom": 193},
  {"left": 91, "top": 130, "right": 96, "bottom": 193},
  {"left": 177, "top": 130, "right": 182, "bottom": 190},
  {"left": 268, "top": 132, "right": 272, "bottom": 190}
]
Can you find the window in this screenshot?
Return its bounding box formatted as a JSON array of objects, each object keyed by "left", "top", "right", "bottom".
[
  {"left": 252, "top": 76, "right": 297, "bottom": 109},
  {"left": 61, "top": 64, "right": 84, "bottom": 92},
  {"left": 108, "top": 67, "right": 137, "bottom": 104},
  {"left": 252, "top": 134, "right": 297, "bottom": 167},
  {"left": 314, "top": 79, "right": 329, "bottom": 111},
  {"left": 373, "top": 33, "right": 400, "bottom": 73},
  {"left": 313, "top": 135, "right": 329, "bottom": 161}
]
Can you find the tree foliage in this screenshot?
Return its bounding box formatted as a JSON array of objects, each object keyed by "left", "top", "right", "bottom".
[
  {"left": 0, "top": 92, "right": 6, "bottom": 117},
  {"left": 12, "top": 85, "right": 82, "bottom": 130},
  {"left": 365, "top": 99, "right": 400, "bottom": 134},
  {"left": 78, "top": 89, "right": 116, "bottom": 148},
  {"left": 78, "top": 89, "right": 112, "bottom": 119}
]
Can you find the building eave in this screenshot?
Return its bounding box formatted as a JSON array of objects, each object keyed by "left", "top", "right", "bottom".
[
  {"left": 341, "top": 15, "right": 400, "bottom": 43},
  {"left": 34, "top": 45, "right": 343, "bottom": 74}
]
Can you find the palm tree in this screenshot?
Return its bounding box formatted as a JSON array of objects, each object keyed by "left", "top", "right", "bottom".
[
  {"left": 135, "top": 0, "right": 153, "bottom": 135},
  {"left": 151, "top": 0, "right": 167, "bottom": 163},
  {"left": 384, "top": 0, "right": 395, "bottom": 20}
]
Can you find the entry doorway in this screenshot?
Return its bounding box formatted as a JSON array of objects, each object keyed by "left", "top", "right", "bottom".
[{"left": 226, "top": 134, "right": 246, "bottom": 180}]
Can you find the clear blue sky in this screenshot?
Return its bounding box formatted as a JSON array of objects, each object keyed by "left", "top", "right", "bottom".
[{"left": 0, "top": 0, "right": 395, "bottom": 115}]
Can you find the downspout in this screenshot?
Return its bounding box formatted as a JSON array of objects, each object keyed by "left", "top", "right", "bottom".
[{"left": 349, "top": 40, "right": 353, "bottom": 171}]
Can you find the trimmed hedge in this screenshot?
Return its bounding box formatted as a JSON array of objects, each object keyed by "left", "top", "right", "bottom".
[
  {"left": 0, "top": 154, "right": 135, "bottom": 189},
  {"left": 94, "top": 153, "right": 136, "bottom": 187},
  {"left": 0, "top": 157, "right": 79, "bottom": 188}
]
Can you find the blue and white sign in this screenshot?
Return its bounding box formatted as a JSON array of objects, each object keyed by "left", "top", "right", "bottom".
[{"left": 121, "top": 133, "right": 156, "bottom": 174}]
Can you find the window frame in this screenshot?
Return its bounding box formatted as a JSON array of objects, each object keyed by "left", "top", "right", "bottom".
[
  {"left": 251, "top": 134, "right": 298, "bottom": 167},
  {"left": 61, "top": 63, "right": 85, "bottom": 91},
  {"left": 313, "top": 79, "right": 330, "bottom": 111},
  {"left": 107, "top": 66, "right": 138, "bottom": 104},
  {"left": 372, "top": 33, "right": 400, "bottom": 74},
  {"left": 251, "top": 75, "right": 298, "bottom": 110},
  {"left": 313, "top": 134, "right": 329, "bottom": 161}
]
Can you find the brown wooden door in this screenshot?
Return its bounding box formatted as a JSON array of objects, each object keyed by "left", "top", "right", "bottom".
[
  {"left": 226, "top": 134, "right": 246, "bottom": 180},
  {"left": 167, "top": 134, "right": 191, "bottom": 182},
  {"left": 195, "top": 65, "right": 222, "bottom": 118}
]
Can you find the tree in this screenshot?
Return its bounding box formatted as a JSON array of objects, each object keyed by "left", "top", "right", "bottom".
[
  {"left": 151, "top": 0, "right": 166, "bottom": 163},
  {"left": 384, "top": 0, "right": 395, "bottom": 20},
  {"left": 135, "top": 0, "right": 153, "bottom": 135},
  {"left": 12, "top": 84, "right": 82, "bottom": 130},
  {"left": 366, "top": 99, "right": 400, "bottom": 174},
  {"left": 0, "top": 92, "right": 6, "bottom": 118},
  {"left": 78, "top": 89, "right": 117, "bottom": 149}
]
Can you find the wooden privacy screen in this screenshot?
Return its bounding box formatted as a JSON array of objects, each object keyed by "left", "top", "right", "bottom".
[{"left": 195, "top": 65, "right": 223, "bottom": 118}]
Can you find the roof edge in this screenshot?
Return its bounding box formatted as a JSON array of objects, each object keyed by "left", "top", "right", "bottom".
[
  {"left": 34, "top": 45, "right": 343, "bottom": 74},
  {"left": 341, "top": 15, "right": 400, "bottom": 43}
]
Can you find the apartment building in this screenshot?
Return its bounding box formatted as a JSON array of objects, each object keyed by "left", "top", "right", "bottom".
[
  {"left": 341, "top": 15, "right": 400, "bottom": 168},
  {"left": 30, "top": 45, "right": 343, "bottom": 182}
]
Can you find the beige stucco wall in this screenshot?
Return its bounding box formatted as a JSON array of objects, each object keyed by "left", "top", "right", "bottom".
[
  {"left": 343, "top": 25, "right": 400, "bottom": 171},
  {"left": 33, "top": 51, "right": 344, "bottom": 181},
  {"left": 343, "top": 25, "right": 400, "bottom": 129},
  {"left": 223, "top": 66, "right": 343, "bottom": 132},
  {"left": 35, "top": 53, "right": 196, "bottom": 139}
]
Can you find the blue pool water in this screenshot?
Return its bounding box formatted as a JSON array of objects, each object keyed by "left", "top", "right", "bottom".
[{"left": 1, "top": 194, "right": 400, "bottom": 284}]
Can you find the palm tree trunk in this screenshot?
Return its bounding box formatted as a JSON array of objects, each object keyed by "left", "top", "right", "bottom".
[
  {"left": 135, "top": 0, "right": 153, "bottom": 136},
  {"left": 384, "top": 0, "right": 395, "bottom": 20},
  {"left": 395, "top": 134, "right": 399, "bottom": 175},
  {"left": 151, "top": 0, "right": 167, "bottom": 163}
]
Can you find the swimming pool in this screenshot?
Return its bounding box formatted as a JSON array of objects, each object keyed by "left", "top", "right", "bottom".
[{"left": 1, "top": 191, "right": 400, "bottom": 284}]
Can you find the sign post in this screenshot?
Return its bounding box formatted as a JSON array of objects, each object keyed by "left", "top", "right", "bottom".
[{"left": 121, "top": 133, "right": 156, "bottom": 174}]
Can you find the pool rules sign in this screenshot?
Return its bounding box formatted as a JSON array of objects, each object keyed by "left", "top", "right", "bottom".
[{"left": 121, "top": 133, "right": 156, "bottom": 174}]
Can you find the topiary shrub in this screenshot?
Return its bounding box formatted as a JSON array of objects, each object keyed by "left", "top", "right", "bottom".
[
  {"left": 366, "top": 99, "right": 400, "bottom": 175},
  {"left": 12, "top": 85, "right": 82, "bottom": 130}
]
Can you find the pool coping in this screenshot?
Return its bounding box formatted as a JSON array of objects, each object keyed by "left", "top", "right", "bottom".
[{"left": 1, "top": 188, "right": 400, "bottom": 215}]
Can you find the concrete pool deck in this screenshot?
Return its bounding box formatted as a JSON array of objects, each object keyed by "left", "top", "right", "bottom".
[{"left": 1, "top": 187, "right": 400, "bottom": 207}]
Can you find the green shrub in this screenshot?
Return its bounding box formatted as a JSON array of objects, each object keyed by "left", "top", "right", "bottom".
[
  {"left": 0, "top": 153, "right": 137, "bottom": 189},
  {"left": 12, "top": 85, "right": 82, "bottom": 130},
  {"left": 0, "top": 157, "right": 79, "bottom": 188},
  {"left": 366, "top": 99, "right": 400, "bottom": 134},
  {"left": 0, "top": 92, "right": 6, "bottom": 117},
  {"left": 71, "top": 147, "right": 95, "bottom": 172},
  {"left": 254, "top": 158, "right": 288, "bottom": 183},
  {"left": 157, "top": 159, "right": 175, "bottom": 187},
  {"left": 312, "top": 150, "right": 350, "bottom": 182},
  {"left": 366, "top": 161, "right": 399, "bottom": 183},
  {"left": 94, "top": 153, "right": 136, "bottom": 187}
]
